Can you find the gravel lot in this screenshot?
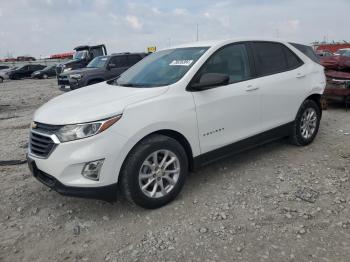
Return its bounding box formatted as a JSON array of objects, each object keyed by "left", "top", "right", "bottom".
[{"left": 0, "top": 79, "right": 350, "bottom": 262}]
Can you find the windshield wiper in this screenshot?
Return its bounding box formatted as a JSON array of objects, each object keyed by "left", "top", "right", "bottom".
[{"left": 118, "top": 83, "right": 141, "bottom": 87}]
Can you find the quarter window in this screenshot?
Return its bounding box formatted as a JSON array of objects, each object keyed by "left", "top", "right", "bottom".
[{"left": 198, "top": 44, "right": 252, "bottom": 84}]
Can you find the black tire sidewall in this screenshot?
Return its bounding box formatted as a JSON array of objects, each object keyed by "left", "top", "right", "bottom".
[
  {"left": 121, "top": 136, "right": 188, "bottom": 209},
  {"left": 294, "top": 100, "right": 321, "bottom": 146}
]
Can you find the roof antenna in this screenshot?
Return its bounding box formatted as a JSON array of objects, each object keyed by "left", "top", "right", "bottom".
[{"left": 196, "top": 24, "right": 199, "bottom": 41}]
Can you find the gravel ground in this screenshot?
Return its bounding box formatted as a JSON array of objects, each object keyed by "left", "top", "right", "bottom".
[{"left": 0, "top": 79, "right": 350, "bottom": 262}]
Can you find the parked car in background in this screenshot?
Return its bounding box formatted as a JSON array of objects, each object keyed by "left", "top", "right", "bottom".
[
  {"left": 17, "top": 56, "right": 36, "bottom": 61},
  {"left": 56, "top": 44, "right": 107, "bottom": 75},
  {"left": 316, "top": 50, "right": 333, "bottom": 57},
  {"left": 31, "top": 65, "right": 57, "bottom": 79},
  {"left": 4, "top": 58, "right": 16, "bottom": 62},
  {"left": 0, "top": 65, "right": 9, "bottom": 70},
  {"left": 28, "top": 39, "right": 325, "bottom": 208},
  {"left": 334, "top": 48, "right": 350, "bottom": 56},
  {"left": 0, "top": 67, "right": 17, "bottom": 83},
  {"left": 8, "top": 64, "right": 46, "bottom": 80},
  {"left": 320, "top": 50, "right": 350, "bottom": 70},
  {"left": 58, "top": 52, "right": 148, "bottom": 90}
]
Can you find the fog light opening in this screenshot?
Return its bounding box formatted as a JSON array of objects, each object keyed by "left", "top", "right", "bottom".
[{"left": 82, "top": 159, "right": 104, "bottom": 181}]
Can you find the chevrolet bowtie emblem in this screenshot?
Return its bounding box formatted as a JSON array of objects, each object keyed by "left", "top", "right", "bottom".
[{"left": 31, "top": 122, "right": 37, "bottom": 129}]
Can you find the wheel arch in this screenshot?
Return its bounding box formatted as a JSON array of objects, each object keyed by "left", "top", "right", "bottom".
[
  {"left": 120, "top": 129, "right": 195, "bottom": 174},
  {"left": 305, "top": 93, "right": 322, "bottom": 116}
]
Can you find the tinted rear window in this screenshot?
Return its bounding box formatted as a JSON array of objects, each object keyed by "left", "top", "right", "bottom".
[
  {"left": 290, "top": 43, "right": 319, "bottom": 63},
  {"left": 252, "top": 42, "right": 302, "bottom": 76}
]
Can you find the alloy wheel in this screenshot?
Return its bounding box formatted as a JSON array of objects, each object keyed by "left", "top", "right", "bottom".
[
  {"left": 138, "top": 150, "right": 180, "bottom": 198},
  {"left": 300, "top": 108, "right": 317, "bottom": 139}
]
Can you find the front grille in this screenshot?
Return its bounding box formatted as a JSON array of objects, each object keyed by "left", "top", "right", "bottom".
[
  {"left": 30, "top": 132, "right": 56, "bottom": 158},
  {"left": 57, "top": 76, "right": 70, "bottom": 85},
  {"left": 35, "top": 122, "right": 63, "bottom": 132},
  {"left": 56, "top": 65, "right": 63, "bottom": 75}
]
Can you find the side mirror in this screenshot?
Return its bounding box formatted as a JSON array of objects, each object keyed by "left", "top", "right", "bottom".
[
  {"left": 190, "top": 73, "right": 230, "bottom": 91},
  {"left": 108, "top": 63, "right": 116, "bottom": 70}
]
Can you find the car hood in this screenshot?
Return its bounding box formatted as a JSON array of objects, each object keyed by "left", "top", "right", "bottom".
[
  {"left": 34, "top": 82, "right": 168, "bottom": 125},
  {"left": 60, "top": 67, "right": 101, "bottom": 77}
]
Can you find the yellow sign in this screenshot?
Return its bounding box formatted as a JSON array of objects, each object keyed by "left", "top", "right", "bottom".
[{"left": 147, "top": 46, "right": 156, "bottom": 53}]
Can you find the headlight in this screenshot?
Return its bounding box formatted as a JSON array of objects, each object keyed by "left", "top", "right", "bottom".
[
  {"left": 63, "top": 68, "right": 72, "bottom": 72},
  {"left": 55, "top": 115, "right": 122, "bottom": 142},
  {"left": 69, "top": 74, "right": 82, "bottom": 80}
]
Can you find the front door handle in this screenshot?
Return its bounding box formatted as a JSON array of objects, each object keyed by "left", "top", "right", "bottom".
[
  {"left": 246, "top": 85, "right": 259, "bottom": 92},
  {"left": 296, "top": 73, "right": 306, "bottom": 79}
]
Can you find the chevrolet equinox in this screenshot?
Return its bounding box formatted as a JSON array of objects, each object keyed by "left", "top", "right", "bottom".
[{"left": 27, "top": 39, "right": 326, "bottom": 208}]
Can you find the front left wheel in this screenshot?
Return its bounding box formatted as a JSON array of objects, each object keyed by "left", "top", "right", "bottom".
[{"left": 119, "top": 134, "right": 188, "bottom": 209}]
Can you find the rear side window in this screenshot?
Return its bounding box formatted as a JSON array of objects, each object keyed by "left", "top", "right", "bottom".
[
  {"left": 111, "top": 56, "right": 128, "bottom": 67},
  {"left": 127, "top": 55, "right": 142, "bottom": 66},
  {"left": 252, "top": 42, "right": 302, "bottom": 76},
  {"left": 290, "top": 43, "right": 319, "bottom": 63}
]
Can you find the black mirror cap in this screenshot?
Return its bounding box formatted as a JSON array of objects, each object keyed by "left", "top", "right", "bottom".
[{"left": 190, "top": 73, "right": 230, "bottom": 91}]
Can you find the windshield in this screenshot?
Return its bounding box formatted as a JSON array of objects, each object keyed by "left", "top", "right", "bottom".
[
  {"left": 73, "top": 50, "right": 88, "bottom": 60},
  {"left": 87, "top": 56, "right": 108, "bottom": 68},
  {"left": 114, "top": 47, "right": 209, "bottom": 87}
]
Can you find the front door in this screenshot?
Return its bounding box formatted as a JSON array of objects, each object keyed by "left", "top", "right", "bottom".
[{"left": 191, "top": 43, "right": 261, "bottom": 154}]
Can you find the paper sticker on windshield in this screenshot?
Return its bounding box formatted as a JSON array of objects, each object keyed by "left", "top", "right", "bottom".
[{"left": 169, "top": 60, "right": 193, "bottom": 66}]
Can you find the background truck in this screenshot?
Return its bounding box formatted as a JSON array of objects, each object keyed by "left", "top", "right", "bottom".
[{"left": 56, "top": 44, "right": 107, "bottom": 75}]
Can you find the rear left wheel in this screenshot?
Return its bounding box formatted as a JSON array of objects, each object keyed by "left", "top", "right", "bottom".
[{"left": 119, "top": 134, "right": 188, "bottom": 209}]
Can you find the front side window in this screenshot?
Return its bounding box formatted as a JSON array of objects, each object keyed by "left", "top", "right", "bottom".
[
  {"left": 114, "top": 47, "right": 209, "bottom": 87},
  {"left": 195, "top": 44, "right": 252, "bottom": 84}
]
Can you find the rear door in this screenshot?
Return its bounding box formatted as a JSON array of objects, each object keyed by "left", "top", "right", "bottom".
[{"left": 250, "top": 41, "right": 306, "bottom": 131}]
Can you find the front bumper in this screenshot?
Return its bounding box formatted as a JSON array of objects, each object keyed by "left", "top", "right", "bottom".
[
  {"left": 27, "top": 156, "right": 117, "bottom": 201},
  {"left": 57, "top": 75, "right": 82, "bottom": 89},
  {"left": 28, "top": 126, "right": 132, "bottom": 194}
]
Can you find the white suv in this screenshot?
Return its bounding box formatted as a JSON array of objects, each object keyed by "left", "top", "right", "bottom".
[{"left": 27, "top": 39, "right": 326, "bottom": 208}]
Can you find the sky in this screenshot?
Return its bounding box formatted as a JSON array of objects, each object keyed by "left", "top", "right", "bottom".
[{"left": 0, "top": 0, "right": 349, "bottom": 58}]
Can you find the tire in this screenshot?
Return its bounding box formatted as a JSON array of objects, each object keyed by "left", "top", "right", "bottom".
[
  {"left": 43, "top": 74, "right": 48, "bottom": 79},
  {"left": 119, "top": 134, "right": 188, "bottom": 209},
  {"left": 290, "top": 99, "right": 321, "bottom": 146},
  {"left": 0, "top": 77, "right": 3, "bottom": 83}
]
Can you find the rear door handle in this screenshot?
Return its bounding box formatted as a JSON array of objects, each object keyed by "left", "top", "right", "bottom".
[
  {"left": 246, "top": 85, "right": 259, "bottom": 92},
  {"left": 296, "top": 73, "right": 306, "bottom": 79}
]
